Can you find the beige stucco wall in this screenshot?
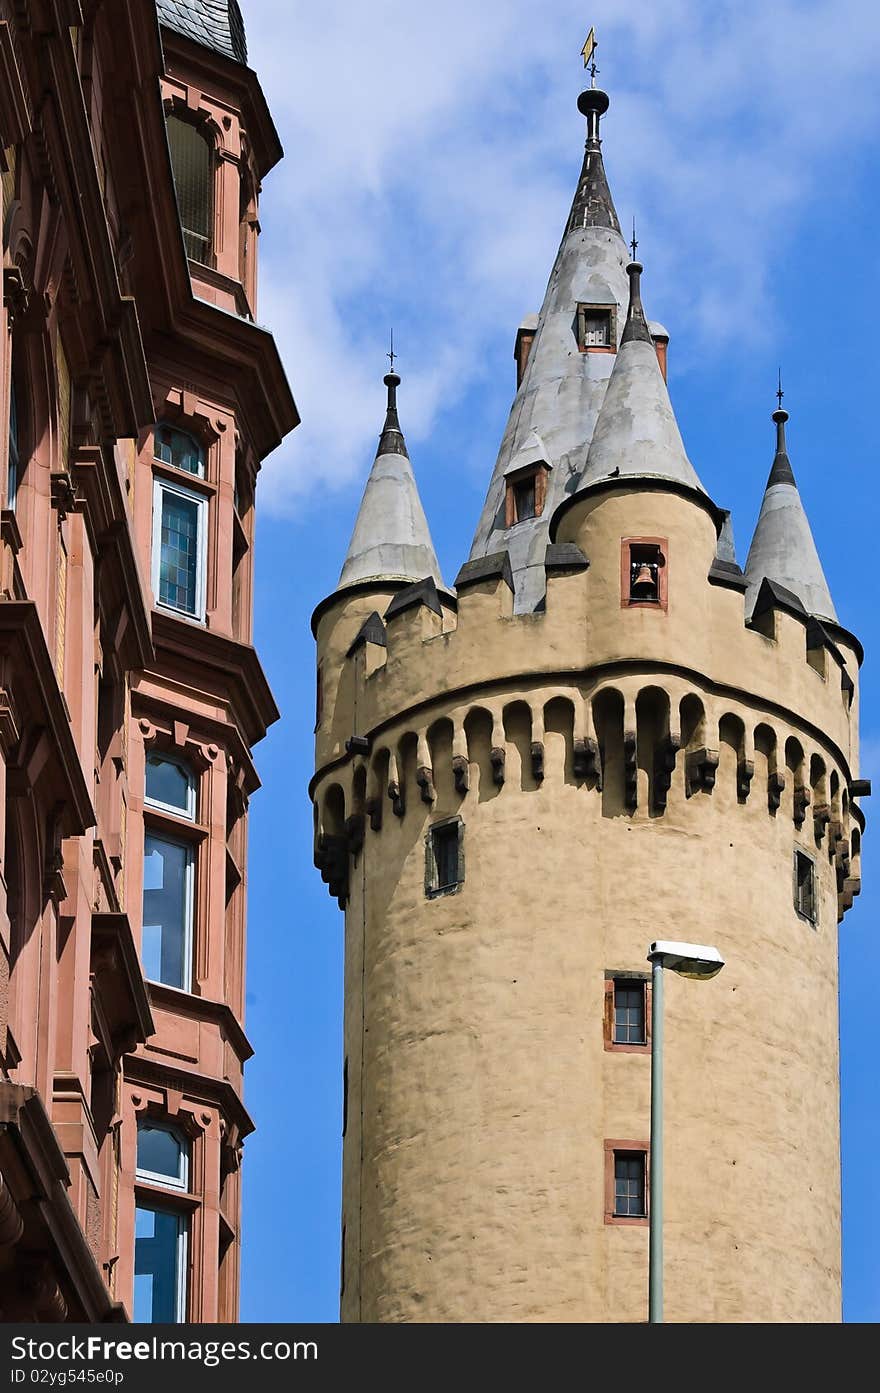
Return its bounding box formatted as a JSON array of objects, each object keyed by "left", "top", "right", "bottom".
[{"left": 315, "top": 483, "right": 859, "bottom": 1323}]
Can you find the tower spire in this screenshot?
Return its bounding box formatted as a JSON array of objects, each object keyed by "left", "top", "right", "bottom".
[
  {"left": 579, "top": 254, "right": 706, "bottom": 491},
  {"left": 744, "top": 399, "right": 837, "bottom": 621},
  {"left": 467, "top": 75, "right": 630, "bottom": 610},
  {"left": 337, "top": 368, "right": 444, "bottom": 591}
]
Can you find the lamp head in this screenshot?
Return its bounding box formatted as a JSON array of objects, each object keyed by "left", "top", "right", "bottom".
[{"left": 648, "top": 940, "right": 725, "bottom": 980}]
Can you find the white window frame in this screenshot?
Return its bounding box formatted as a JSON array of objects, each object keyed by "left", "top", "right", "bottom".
[
  {"left": 136, "top": 1121, "right": 190, "bottom": 1191},
  {"left": 142, "top": 831, "right": 195, "bottom": 993},
  {"left": 144, "top": 752, "right": 197, "bottom": 822},
  {"left": 152, "top": 476, "right": 208, "bottom": 622},
  {"left": 153, "top": 422, "right": 206, "bottom": 479}
]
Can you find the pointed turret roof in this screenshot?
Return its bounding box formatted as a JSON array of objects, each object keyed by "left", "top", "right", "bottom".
[
  {"left": 744, "top": 408, "right": 837, "bottom": 622},
  {"left": 579, "top": 261, "right": 706, "bottom": 492},
  {"left": 338, "top": 373, "right": 444, "bottom": 590},
  {"left": 468, "top": 83, "right": 631, "bottom": 612}
]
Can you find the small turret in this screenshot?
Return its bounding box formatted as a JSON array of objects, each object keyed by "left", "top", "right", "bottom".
[
  {"left": 338, "top": 372, "right": 444, "bottom": 591},
  {"left": 744, "top": 405, "right": 837, "bottom": 622},
  {"left": 578, "top": 260, "right": 706, "bottom": 493}
]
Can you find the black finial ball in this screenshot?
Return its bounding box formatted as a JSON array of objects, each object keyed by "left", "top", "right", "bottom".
[
  {"left": 577, "top": 88, "right": 610, "bottom": 119},
  {"left": 384, "top": 372, "right": 401, "bottom": 389}
]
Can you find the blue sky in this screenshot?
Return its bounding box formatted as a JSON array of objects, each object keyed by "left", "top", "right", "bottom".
[{"left": 236, "top": 0, "right": 880, "bottom": 1322}]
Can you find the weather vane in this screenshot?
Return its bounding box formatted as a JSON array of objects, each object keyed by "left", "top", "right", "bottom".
[
  {"left": 387, "top": 328, "right": 397, "bottom": 374},
  {"left": 582, "top": 26, "right": 598, "bottom": 87},
  {"left": 630, "top": 217, "right": 639, "bottom": 263},
  {"left": 776, "top": 367, "right": 784, "bottom": 409}
]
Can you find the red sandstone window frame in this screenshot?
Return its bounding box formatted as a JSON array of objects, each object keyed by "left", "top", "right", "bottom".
[
  {"left": 621, "top": 536, "right": 669, "bottom": 611},
  {"left": 603, "top": 974, "right": 651, "bottom": 1055},
  {"left": 604, "top": 1140, "right": 649, "bottom": 1226},
  {"left": 505, "top": 463, "right": 549, "bottom": 527}
]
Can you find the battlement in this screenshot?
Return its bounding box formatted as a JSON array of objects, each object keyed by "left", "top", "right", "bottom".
[
  {"left": 314, "top": 483, "right": 860, "bottom": 781},
  {"left": 312, "top": 479, "right": 864, "bottom": 928}
]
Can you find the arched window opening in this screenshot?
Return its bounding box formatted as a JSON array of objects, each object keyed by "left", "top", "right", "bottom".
[
  {"left": 154, "top": 423, "right": 206, "bottom": 479},
  {"left": 145, "top": 751, "right": 197, "bottom": 821},
  {"left": 166, "top": 115, "right": 213, "bottom": 265}
]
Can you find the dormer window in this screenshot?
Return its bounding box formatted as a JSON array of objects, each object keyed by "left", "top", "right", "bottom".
[
  {"left": 577, "top": 304, "right": 615, "bottom": 352},
  {"left": 166, "top": 114, "right": 213, "bottom": 265},
  {"left": 505, "top": 463, "right": 549, "bottom": 527},
  {"left": 622, "top": 538, "right": 668, "bottom": 609}
]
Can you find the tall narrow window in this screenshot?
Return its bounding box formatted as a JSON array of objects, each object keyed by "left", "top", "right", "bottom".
[
  {"left": 154, "top": 424, "right": 206, "bottom": 478},
  {"left": 794, "top": 849, "right": 816, "bottom": 923},
  {"left": 614, "top": 1152, "right": 646, "bottom": 1218},
  {"left": 166, "top": 115, "right": 213, "bottom": 264},
  {"left": 142, "top": 833, "right": 194, "bottom": 990},
  {"left": 622, "top": 538, "right": 668, "bottom": 610},
  {"left": 7, "top": 384, "right": 19, "bottom": 510},
  {"left": 152, "top": 478, "right": 207, "bottom": 620},
  {"left": 134, "top": 1121, "right": 190, "bottom": 1324},
  {"left": 613, "top": 981, "right": 646, "bottom": 1045},
  {"left": 426, "top": 819, "right": 464, "bottom": 897}
]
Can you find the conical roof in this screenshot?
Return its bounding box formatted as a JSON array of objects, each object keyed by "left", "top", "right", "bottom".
[
  {"left": 744, "top": 409, "right": 837, "bottom": 622},
  {"left": 467, "top": 87, "right": 631, "bottom": 612},
  {"left": 338, "top": 374, "right": 444, "bottom": 590},
  {"left": 579, "top": 261, "right": 706, "bottom": 493}
]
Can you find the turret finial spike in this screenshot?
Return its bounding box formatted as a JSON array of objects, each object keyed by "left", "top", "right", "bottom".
[
  {"left": 776, "top": 366, "right": 784, "bottom": 411},
  {"left": 630, "top": 217, "right": 638, "bottom": 263}
]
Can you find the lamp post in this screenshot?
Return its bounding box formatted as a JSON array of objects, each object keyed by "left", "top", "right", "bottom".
[{"left": 647, "top": 939, "right": 725, "bottom": 1324}]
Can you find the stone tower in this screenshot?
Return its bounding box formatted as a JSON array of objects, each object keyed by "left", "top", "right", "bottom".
[{"left": 310, "top": 83, "right": 865, "bottom": 1323}]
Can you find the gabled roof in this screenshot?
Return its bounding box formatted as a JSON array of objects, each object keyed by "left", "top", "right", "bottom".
[
  {"left": 744, "top": 409, "right": 837, "bottom": 622},
  {"left": 338, "top": 374, "right": 444, "bottom": 591}
]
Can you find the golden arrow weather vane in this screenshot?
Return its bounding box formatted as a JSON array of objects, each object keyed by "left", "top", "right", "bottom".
[{"left": 582, "top": 25, "right": 598, "bottom": 86}]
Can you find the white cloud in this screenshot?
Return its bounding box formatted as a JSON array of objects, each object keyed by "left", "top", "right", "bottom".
[{"left": 244, "top": 0, "right": 880, "bottom": 512}]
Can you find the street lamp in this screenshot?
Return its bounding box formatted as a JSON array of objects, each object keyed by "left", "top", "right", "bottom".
[{"left": 647, "top": 939, "right": 725, "bottom": 1324}]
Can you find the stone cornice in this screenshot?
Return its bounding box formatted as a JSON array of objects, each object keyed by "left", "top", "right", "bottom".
[
  {"left": 309, "top": 655, "right": 857, "bottom": 803},
  {"left": 150, "top": 609, "right": 279, "bottom": 748}
]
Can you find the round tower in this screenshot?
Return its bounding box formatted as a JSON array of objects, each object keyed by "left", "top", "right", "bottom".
[{"left": 311, "top": 89, "right": 865, "bottom": 1324}]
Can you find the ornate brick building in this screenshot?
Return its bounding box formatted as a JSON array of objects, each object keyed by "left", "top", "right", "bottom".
[
  {"left": 0, "top": 0, "right": 295, "bottom": 1321},
  {"left": 312, "top": 81, "right": 866, "bottom": 1321}
]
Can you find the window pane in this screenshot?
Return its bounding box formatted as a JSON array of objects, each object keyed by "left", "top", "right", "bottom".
[
  {"left": 137, "top": 1123, "right": 188, "bottom": 1186},
  {"left": 514, "top": 478, "right": 536, "bottom": 521},
  {"left": 146, "top": 753, "right": 194, "bottom": 817},
  {"left": 159, "top": 490, "right": 200, "bottom": 614},
  {"left": 432, "top": 824, "right": 460, "bottom": 890},
  {"left": 166, "top": 116, "right": 212, "bottom": 264},
  {"left": 7, "top": 386, "right": 18, "bottom": 510},
  {"left": 613, "top": 982, "right": 645, "bottom": 1044},
  {"left": 582, "top": 312, "right": 609, "bottom": 346},
  {"left": 614, "top": 1153, "right": 645, "bottom": 1216},
  {"left": 134, "top": 1205, "right": 186, "bottom": 1323},
  {"left": 142, "top": 834, "right": 192, "bottom": 989},
  {"left": 154, "top": 425, "right": 205, "bottom": 478}
]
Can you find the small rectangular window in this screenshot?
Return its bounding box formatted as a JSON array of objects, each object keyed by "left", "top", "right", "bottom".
[
  {"left": 152, "top": 478, "right": 207, "bottom": 620},
  {"left": 427, "top": 820, "right": 463, "bottom": 897},
  {"left": 136, "top": 1122, "right": 190, "bottom": 1191},
  {"left": 622, "top": 538, "right": 668, "bottom": 609},
  {"left": 145, "top": 753, "right": 197, "bottom": 821},
  {"left": 614, "top": 1152, "right": 646, "bottom": 1218},
  {"left": 613, "top": 981, "right": 646, "bottom": 1045},
  {"left": 505, "top": 464, "right": 548, "bottom": 527},
  {"left": 577, "top": 304, "right": 613, "bottom": 350},
  {"left": 794, "top": 849, "right": 816, "bottom": 922},
  {"left": 134, "top": 1205, "right": 188, "bottom": 1323},
  {"left": 142, "top": 832, "right": 194, "bottom": 990}
]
